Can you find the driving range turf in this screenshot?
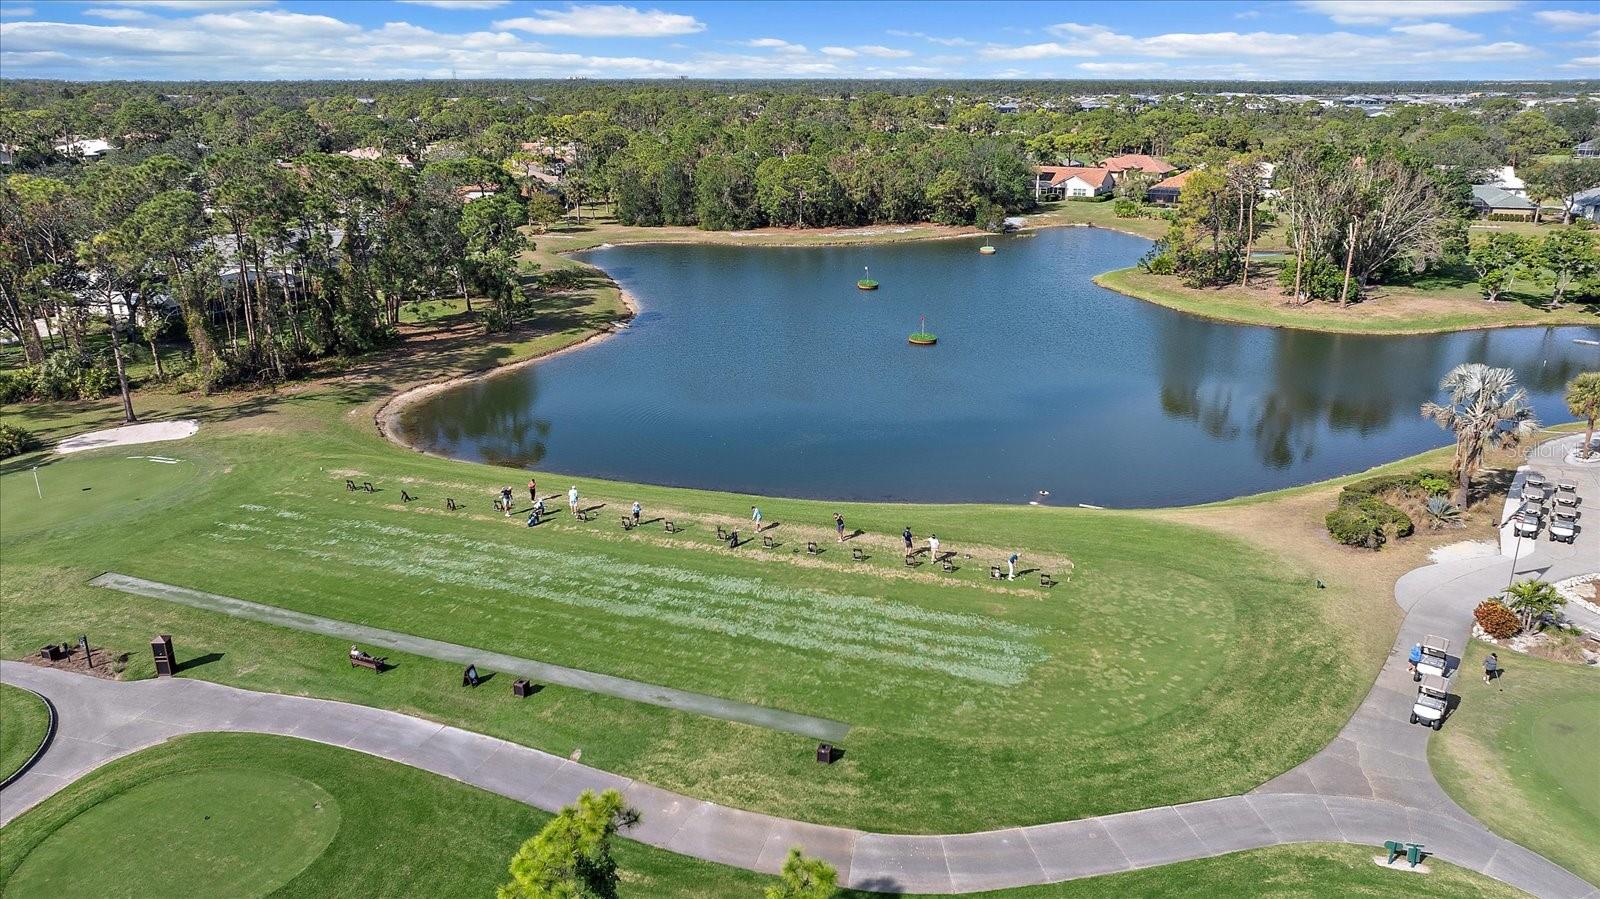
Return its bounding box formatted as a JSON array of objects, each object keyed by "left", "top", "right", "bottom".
[
  {"left": 0, "top": 684, "right": 49, "bottom": 783},
  {"left": 0, "top": 732, "right": 1527, "bottom": 899},
  {"left": 1432, "top": 641, "right": 1600, "bottom": 886},
  {"left": 0, "top": 399, "right": 1368, "bottom": 834}
]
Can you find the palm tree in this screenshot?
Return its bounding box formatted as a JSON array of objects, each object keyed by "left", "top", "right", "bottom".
[
  {"left": 1502, "top": 579, "right": 1565, "bottom": 633},
  {"left": 1421, "top": 363, "right": 1539, "bottom": 508},
  {"left": 1567, "top": 371, "right": 1600, "bottom": 460}
]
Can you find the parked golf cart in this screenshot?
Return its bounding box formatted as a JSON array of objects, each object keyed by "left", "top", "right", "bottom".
[
  {"left": 1410, "top": 675, "right": 1450, "bottom": 730},
  {"left": 1550, "top": 513, "right": 1578, "bottom": 544},
  {"left": 1414, "top": 635, "right": 1450, "bottom": 681}
]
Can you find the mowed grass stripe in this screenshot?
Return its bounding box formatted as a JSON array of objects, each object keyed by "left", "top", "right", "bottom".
[{"left": 89, "top": 571, "right": 850, "bottom": 742}]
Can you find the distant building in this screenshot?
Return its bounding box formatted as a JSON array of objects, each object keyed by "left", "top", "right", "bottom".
[
  {"left": 1469, "top": 184, "right": 1536, "bottom": 219},
  {"left": 1480, "top": 165, "right": 1525, "bottom": 196},
  {"left": 1146, "top": 170, "right": 1195, "bottom": 206},
  {"left": 1575, "top": 139, "right": 1599, "bottom": 158},
  {"left": 1033, "top": 166, "right": 1114, "bottom": 199},
  {"left": 1567, "top": 187, "right": 1600, "bottom": 223},
  {"left": 1098, "top": 154, "right": 1177, "bottom": 182},
  {"left": 53, "top": 137, "right": 113, "bottom": 159}
]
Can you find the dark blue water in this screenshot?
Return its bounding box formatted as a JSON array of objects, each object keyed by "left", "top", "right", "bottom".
[{"left": 398, "top": 228, "right": 1600, "bottom": 506}]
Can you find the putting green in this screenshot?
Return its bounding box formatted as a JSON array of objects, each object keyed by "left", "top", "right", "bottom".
[
  {"left": 6, "top": 768, "right": 339, "bottom": 898},
  {"left": 1533, "top": 698, "right": 1600, "bottom": 821},
  {"left": 1, "top": 452, "right": 205, "bottom": 541}
]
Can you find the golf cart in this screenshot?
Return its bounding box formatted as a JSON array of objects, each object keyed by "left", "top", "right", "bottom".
[
  {"left": 1513, "top": 515, "right": 1540, "bottom": 540},
  {"left": 1414, "top": 635, "right": 1450, "bottom": 681},
  {"left": 1410, "top": 675, "right": 1449, "bottom": 730},
  {"left": 1550, "top": 513, "right": 1578, "bottom": 544}
]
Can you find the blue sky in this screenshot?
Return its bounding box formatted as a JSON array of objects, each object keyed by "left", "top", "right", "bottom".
[{"left": 0, "top": 0, "right": 1595, "bottom": 81}]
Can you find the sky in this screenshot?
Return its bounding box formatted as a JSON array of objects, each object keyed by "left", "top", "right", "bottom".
[{"left": 0, "top": 0, "right": 1595, "bottom": 83}]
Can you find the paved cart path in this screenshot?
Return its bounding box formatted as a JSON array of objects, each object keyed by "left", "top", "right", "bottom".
[{"left": 4, "top": 435, "right": 1597, "bottom": 896}]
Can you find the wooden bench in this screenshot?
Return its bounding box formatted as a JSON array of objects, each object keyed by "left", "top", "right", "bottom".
[{"left": 349, "top": 654, "right": 386, "bottom": 673}]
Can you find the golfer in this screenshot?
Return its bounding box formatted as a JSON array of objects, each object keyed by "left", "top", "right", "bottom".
[
  {"left": 1484, "top": 652, "right": 1499, "bottom": 684},
  {"left": 1008, "top": 552, "right": 1020, "bottom": 580},
  {"left": 834, "top": 513, "right": 846, "bottom": 543},
  {"left": 902, "top": 526, "right": 914, "bottom": 557},
  {"left": 1407, "top": 643, "right": 1422, "bottom": 675},
  {"left": 500, "top": 486, "right": 514, "bottom": 516},
  {"left": 928, "top": 534, "right": 940, "bottom": 561},
  {"left": 528, "top": 477, "right": 538, "bottom": 503},
  {"left": 568, "top": 485, "right": 580, "bottom": 515},
  {"left": 631, "top": 500, "right": 642, "bottom": 524},
  {"left": 751, "top": 506, "right": 762, "bottom": 530}
]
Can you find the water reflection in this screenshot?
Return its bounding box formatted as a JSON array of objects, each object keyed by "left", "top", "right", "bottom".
[{"left": 399, "top": 228, "right": 1599, "bottom": 506}]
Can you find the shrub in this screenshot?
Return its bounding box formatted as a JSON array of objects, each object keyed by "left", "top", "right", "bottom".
[
  {"left": 1066, "top": 193, "right": 1112, "bottom": 203},
  {"left": 1424, "top": 496, "right": 1462, "bottom": 528},
  {"left": 1417, "top": 476, "right": 1452, "bottom": 496},
  {"left": 1474, "top": 600, "right": 1520, "bottom": 639},
  {"left": 1325, "top": 497, "right": 1414, "bottom": 548},
  {"left": 0, "top": 369, "right": 35, "bottom": 404},
  {"left": 1112, "top": 198, "right": 1140, "bottom": 219},
  {"left": 0, "top": 423, "right": 39, "bottom": 459},
  {"left": 31, "top": 351, "right": 116, "bottom": 401}
]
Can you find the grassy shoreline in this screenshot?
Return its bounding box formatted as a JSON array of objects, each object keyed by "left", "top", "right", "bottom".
[{"left": 1096, "top": 266, "right": 1600, "bottom": 335}]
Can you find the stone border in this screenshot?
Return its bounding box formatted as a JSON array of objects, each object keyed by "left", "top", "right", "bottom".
[{"left": 0, "top": 685, "right": 57, "bottom": 791}]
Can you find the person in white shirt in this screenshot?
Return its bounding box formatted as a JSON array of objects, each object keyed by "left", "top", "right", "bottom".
[
  {"left": 928, "top": 534, "right": 941, "bottom": 561},
  {"left": 568, "top": 486, "right": 580, "bottom": 515}
]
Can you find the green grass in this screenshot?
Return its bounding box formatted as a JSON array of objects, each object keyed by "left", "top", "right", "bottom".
[
  {"left": 0, "top": 733, "right": 1526, "bottom": 899},
  {"left": 1095, "top": 266, "right": 1598, "bottom": 335},
  {"left": 0, "top": 381, "right": 1372, "bottom": 833},
  {"left": 1431, "top": 642, "right": 1600, "bottom": 886},
  {"left": 0, "top": 684, "right": 50, "bottom": 782}
]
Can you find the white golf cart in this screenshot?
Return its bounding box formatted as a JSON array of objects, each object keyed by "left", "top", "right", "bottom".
[
  {"left": 1550, "top": 513, "right": 1578, "bottom": 544},
  {"left": 1413, "top": 635, "right": 1450, "bottom": 681},
  {"left": 1410, "top": 675, "right": 1450, "bottom": 730}
]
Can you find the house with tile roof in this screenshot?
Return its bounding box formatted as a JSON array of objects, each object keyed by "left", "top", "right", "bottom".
[
  {"left": 1098, "top": 154, "right": 1177, "bottom": 182},
  {"left": 1033, "top": 166, "right": 1115, "bottom": 200},
  {"left": 1469, "top": 184, "right": 1536, "bottom": 220}
]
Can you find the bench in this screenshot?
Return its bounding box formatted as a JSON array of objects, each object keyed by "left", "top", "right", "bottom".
[
  {"left": 363, "top": 482, "right": 375, "bottom": 493},
  {"left": 852, "top": 547, "right": 865, "bottom": 561},
  {"left": 762, "top": 535, "right": 776, "bottom": 549},
  {"left": 401, "top": 490, "right": 414, "bottom": 503},
  {"left": 446, "top": 497, "right": 458, "bottom": 511},
  {"left": 664, "top": 520, "right": 677, "bottom": 533},
  {"left": 349, "top": 654, "right": 386, "bottom": 673},
  {"left": 806, "top": 541, "right": 820, "bottom": 555},
  {"left": 345, "top": 479, "right": 357, "bottom": 491},
  {"left": 1040, "top": 573, "right": 1057, "bottom": 588}
]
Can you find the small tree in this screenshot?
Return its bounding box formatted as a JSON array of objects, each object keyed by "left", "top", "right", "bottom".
[
  {"left": 1501, "top": 579, "right": 1565, "bottom": 633},
  {"left": 765, "top": 848, "right": 839, "bottom": 899},
  {"left": 1466, "top": 233, "right": 1530, "bottom": 302},
  {"left": 526, "top": 192, "right": 565, "bottom": 233},
  {"left": 1523, "top": 158, "right": 1600, "bottom": 224},
  {"left": 498, "top": 789, "right": 639, "bottom": 899},
  {"left": 1533, "top": 227, "right": 1599, "bottom": 307},
  {"left": 1567, "top": 371, "right": 1600, "bottom": 460},
  {"left": 1421, "top": 363, "right": 1539, "bottom": 508}
]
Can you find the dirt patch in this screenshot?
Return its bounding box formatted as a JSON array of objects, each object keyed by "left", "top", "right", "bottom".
[{"left": 18, "top": 644, "right": 128, "bottom": 680}]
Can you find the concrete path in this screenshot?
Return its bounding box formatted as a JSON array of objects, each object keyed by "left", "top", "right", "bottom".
[
  {"left": 4, "top": 435, "right": 1597, "bottom": 896},
  {"left": 88, "top": 572, "right": 849, "bottom": 743}
]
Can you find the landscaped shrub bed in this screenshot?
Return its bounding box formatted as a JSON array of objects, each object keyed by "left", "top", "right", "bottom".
[
  {"left": 1473, "top": 600, "right": 1520, "bottom": 638},
  {"left": 0, "top": 423, "right": 39, "bottom": 460},
  {"left": 1324, "top": 469, "right": 1450, "bottom": 548}
]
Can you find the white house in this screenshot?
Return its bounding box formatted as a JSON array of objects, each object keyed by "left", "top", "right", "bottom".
[
  {"left": 1033, "top": 165, "right": 1114, "bottom": 200},
  {"left": 1481, "top": 165, "right": 1526, "bottom": 196},
  {"left": 53, "top": 137, "right": 113, "bottom": 159},
  {"left": 1567, "top": 187, "right": 1600, "bottom": 223}
]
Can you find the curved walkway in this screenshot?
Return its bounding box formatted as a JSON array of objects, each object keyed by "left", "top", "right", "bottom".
[{"left": 4, "top": 437, "right": 1597, "bottom": 897}]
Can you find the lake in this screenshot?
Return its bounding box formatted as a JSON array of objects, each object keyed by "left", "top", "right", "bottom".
[{"left": 396, "top": 228, "right": 1600, "bottom": 507}]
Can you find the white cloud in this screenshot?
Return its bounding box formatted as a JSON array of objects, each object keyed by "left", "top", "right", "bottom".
[
  {"left": 819, "top": 46, "right": 857, "bottom": 58},
  {"left": 1296, "top": 1, "right": 1516, "bottom": 26},
  {"left": 886, "top": 29, "right": 974, "bottom": 47},
  {"left": 82, "top": 7, "right": 153, "bottom": 20},
  {"left": 494, "top": 4, "right": 703, "bottom": 38},
  {"left": 1078, "top": 62, "right": 1152, "bottom": 74},
  {"left": 1536, "top": 9, "right": 1600, "bottom": 30},
  {"left": 745, "top": 37, "right": 806, "bottom": 53},
  {"left": 1390, "top": 22, "right": 1479, "bottom": 41},
  {"left": 1, "top": 5, "right": 35, "bottom": 16},
  {"left": 981, "top": 42, "right": 1098, "bottom": 60},
  {"left": 856, "top": 45, "right": 912, "bottom": 58},
  {"left": 1559, "top": 54, "right": 1600, "bottom": 68},
  {"left": 396, "top": 0, "right": 512, "bottom": 8}
]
